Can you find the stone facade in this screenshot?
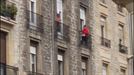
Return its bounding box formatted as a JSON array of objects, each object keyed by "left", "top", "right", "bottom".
[{"left": 0, "top": 0, "right": 131, "bottom": 75}]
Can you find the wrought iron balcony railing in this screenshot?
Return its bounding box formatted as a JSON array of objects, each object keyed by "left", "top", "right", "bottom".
[
  {"left": 119, "top": 44, "right": 128, "bottom": 54},
  {"left": 26, "top": 10, "right": 44, "bottom": 34},
  {"left": 0, "top": 63, "right": 18, "bottom": 75},
  {"left": 54, "top": 21, "right": 70, "bottom": 42},
  {"left": 0, "top": 1, "right": 17, "bottom": 20},
  {"left": 79, "top": 33, "right": 92, "bottom": 49},
  {"left": 101, "top": 37, "right": 111, "bottom": 48},
  {"left": 27, "top": 71, "right": 43, "bottom": 75}
]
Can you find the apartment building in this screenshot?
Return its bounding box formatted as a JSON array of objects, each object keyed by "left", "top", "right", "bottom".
[{"left": 0, "top": 0, "right": 131, "bottom": 75}]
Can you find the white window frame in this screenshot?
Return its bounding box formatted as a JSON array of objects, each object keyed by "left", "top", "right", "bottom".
[
  {"left": 81, "top": 59, "right": 87, "bottom": 75},
  {"left": 100, "top": 15, "right": 107, "bottom": 38},
  {"left": 30, "top": 45, "right": 37, "bottom": 72},
  {"left": 102, "top": 63, "right": 108, "bottom": 75},
  {"left": 80, "top": 6, "right": 86, "bottom": 30},
  {"left": 29, "top": 0, "right": 37, "bottom": 26},
  {"left": 57, "top": 54, "right": 64, "bottom": 75}
]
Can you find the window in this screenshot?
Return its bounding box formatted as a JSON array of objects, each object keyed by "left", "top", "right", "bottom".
[
  {"left": 57, "top": 50, "right": 64, "bottom": 75},
  {"left": 117, "top": 4, "right": 123, "bottom": 12},
  {"left": 100, "top": 0, "right": 106, "bottom": 4},
  {"left": 119, "top": 24, "right": 124, "bottom": 44},
  {"left": 56, "top": 0, "right": 63, "bottom": 33},
  {"left": 30, "top": 41, "right": 38, "bottom": 72},
  {"left": 81, "top": 57, "right": 88, "bottom": 75},
  {"left": 80, "top": 6, "right": 86, "bottom": 30},
  {"left": 102, "top": 63, "right": 108, "bottom": 75},
  {"left": 0, "top": 31, "right": 7, "bottom": 75},
  {"left": 29, "top": 0, "right": 36, "bottom": 24},
  {"left": 120, "top": 69, "right": 126, "bottom": 75},
  {"left": 100, "top": 15, "right": 107, "bottom": 38}
]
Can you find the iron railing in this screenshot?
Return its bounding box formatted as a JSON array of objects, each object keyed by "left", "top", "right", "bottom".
[
  {"left": 54, "top": 21, "right": 70, "bottom": 42},
  {"left": 119, "top": 44, "right": 128, "bottom": 54},
  {"left": 26, "top": 10, "right": 44, "bottom": 34},
  {"left": 27, "top": 71, "right": 43, "bottom": 75},
  {"left": 101, "top": 37, "right": 111, "bottom": 48},
  {"left": 0, "top": 1, "right": 17, "bottom": 20},
  {"left": 0, "top": 63, "right": 18, "bottom": 75},
  {"left": 79, "top": 32, "right": 92, "bottom": 49}
]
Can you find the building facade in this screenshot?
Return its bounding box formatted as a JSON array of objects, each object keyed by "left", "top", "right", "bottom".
[{"left": 0, "top": 0, "right": 131, "bottom": 75}]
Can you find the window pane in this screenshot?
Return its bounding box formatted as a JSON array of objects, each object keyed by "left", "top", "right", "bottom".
[
  {"left": 57, "top": 51, "right": 64, "bottom": 75},
  {"left": 102, "top": 64, "right": 108, "bottom": 75},
  {"left": 30, "top": 41, "right": 37, "bottom": 72},
  {"left": 80, "top": 7, "right": 86, "bottom": 29}
]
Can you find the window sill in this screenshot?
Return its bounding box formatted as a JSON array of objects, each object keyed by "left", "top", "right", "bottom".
[
  {"left": 117, "top": 11, "right": 125, "bottom": 17},
  {"left": 99, "top": 2, "right": 108, "bottom": 8},
  {"left": 0, "top": 16, "right": 16, "bottom": 25}
]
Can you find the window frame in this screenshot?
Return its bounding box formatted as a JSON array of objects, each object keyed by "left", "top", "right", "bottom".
[
  {"left": 102, "top": 62, "right": 109, "bottom": 75},
  {"left": 100, "top": 15, "right": 107, "bottom": 38},
  {"left": 81, "top": 57, "right": 88, "bottom": 75},
  {"left": 57, "top": 50, "right": 64, "bottom": 75},
  {"left": 30, "top": 40, "right": 38, "bottom": 73},
  {"left": 80, "top": 6, "right": 86, "bottom": 30},
  {"left": 118, "top": 23, "right": 125, "bottom": 44},
  {"left": 56, "top": 0, "right": 63, "bottom": 34}
]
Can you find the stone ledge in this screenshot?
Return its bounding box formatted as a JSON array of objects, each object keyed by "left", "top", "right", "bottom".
[{"left": 0, "top": 16, "right": 16, "bottom": 25}]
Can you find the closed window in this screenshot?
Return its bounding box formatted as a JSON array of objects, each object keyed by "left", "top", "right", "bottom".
[
  {"left": 29, "top": 0, "right": 36, "bottom": 24},
  {"left": 30, "top": 41, "right": 38, "bottom": 72},
  {"left": 100, "top": 15, "right": 107, "bottom": 38},
  {"left": 57, "top": 51, "right": 64, "bottom": 75},
  {"left": 119, "top": 24, "right": 124, "bottom": 44},
  {"left": 102, "top": 63, "right": 108, "bottom": 75},
  {"left": 81, "top": 57, "right": 88, "bottom": 75}
]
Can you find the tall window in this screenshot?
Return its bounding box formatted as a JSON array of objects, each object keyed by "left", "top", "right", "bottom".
[
  {"left": 100, "top": 0, "right": 106, "bottom": 4},
  {"left": 100, "top": 15, "right": 107, "bottom": 38},
  {"left": 57, "top": 50, "right": 64, "bottom": 75},
  {"left": 119, "top": 24, "right": 124, "bottom": 44},
  {"left": 56, "top": 0, "right": 63, "bottom": 33},
  {"left": 120, "top": 69, "right": 126, "bottom": 75},
  {"left": 0, "top": 31, "right": 7, "bottom": 75},
  {"left": 80, "top": 6, "right": 86, "bottom": 30},
  {"left": 30, "top": 41, "right": 38, "bottom": 72},
  {"left": 29, "top": 0, "right": 36, "bottom": 24},
  {"left": 102, "top": 63, "right": 108, "bottom": 75},
  {"left": 81, "top": 57, "right": 87, "bottom": 75}
]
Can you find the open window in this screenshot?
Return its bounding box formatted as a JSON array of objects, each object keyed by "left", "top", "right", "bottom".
[{"left": 56, "top": 0, "right": 63, "bottom": 34}]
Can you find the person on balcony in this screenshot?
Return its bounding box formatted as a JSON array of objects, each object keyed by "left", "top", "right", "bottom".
[
  {"left": 81, "top": 25, "right": 90, "bottom": 46},
  {"left": 56, "top": 11, "right": 61, "bottom": 32}
]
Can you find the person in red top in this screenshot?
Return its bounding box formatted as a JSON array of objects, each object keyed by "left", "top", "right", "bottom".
[{"left": 81, "top": 25, "right": 90, "bottom": 46}]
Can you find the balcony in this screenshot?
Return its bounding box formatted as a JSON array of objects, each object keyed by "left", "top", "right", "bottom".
[
  {"left": 79, "top": 34, "right": 92, "bottom": 49},
  {"left": 119, "top": 44, "right": 128, "bottom": 54},
  {"left": 26, "top": 10, "right": 44, "bottom": 35},
  {"left": 0, "top": 1, "right": 17, "bottom": 20},
  {"left": 27, "top": 71, "right": 43, "bottom": 75},
  {"left": 0, "top": 63, "right": 18, "bottom": 75},
  {"left": 54, "top": 21, "right": 70, "bottom": 42},
  {"left": 101, "top": 37, "right": 111, "bottom": 48}
]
